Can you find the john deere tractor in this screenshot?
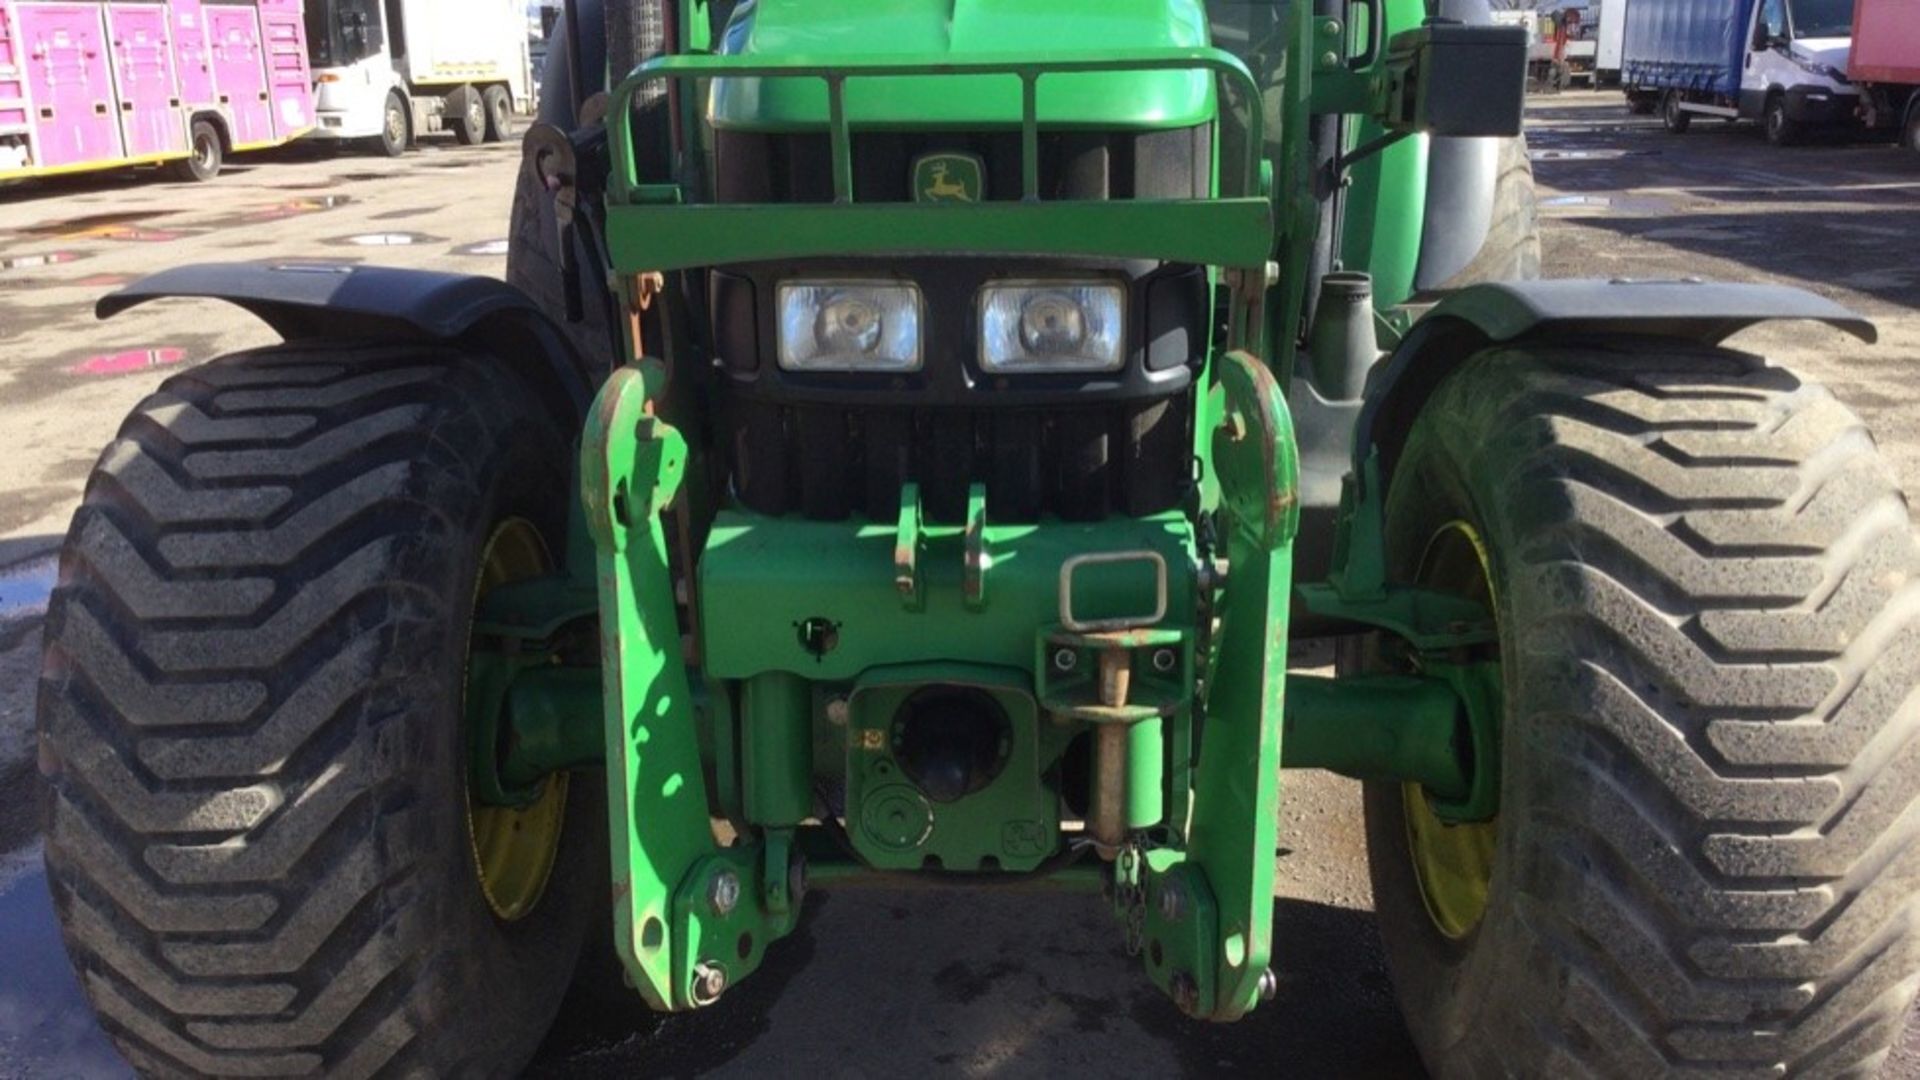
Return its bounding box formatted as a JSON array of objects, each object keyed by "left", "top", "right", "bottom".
[{"left": 37, "top": 0, "right": 1920, "bottom": 1075}]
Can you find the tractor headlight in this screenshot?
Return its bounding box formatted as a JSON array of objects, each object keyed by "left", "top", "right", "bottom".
[
  {"left": 979, "top": 282, "right": 1125, "bottom": 373},
  {"left": 777, "top": 281, "right": 923, "bottom": 372}
]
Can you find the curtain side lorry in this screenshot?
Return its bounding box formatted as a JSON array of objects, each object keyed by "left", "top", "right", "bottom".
[
  {"left": 1620, "top": 0, "right": 1857, "bottom": 145},
  {"left": 0, "top": 0, "right": 313, "bottom": 182}
]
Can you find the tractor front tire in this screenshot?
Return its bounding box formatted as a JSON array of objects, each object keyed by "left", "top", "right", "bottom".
[
  {"left": 1361, "top": 343, "right": 1920, "bottom": 1076},
  {"left": 1433, "top": 135, "right": 1541, "bottom": 290},
  {"left": 38, "top": 342, "right": 603, "bottom": 1075}
]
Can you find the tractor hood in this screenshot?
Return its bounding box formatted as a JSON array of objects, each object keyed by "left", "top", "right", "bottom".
[{"left": 708, "top": 0, "right": 1216, "bottom": 131}]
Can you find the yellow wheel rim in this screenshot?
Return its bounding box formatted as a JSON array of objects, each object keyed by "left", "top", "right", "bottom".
[
  {"left": 466, "top": 519, "right": 568, "bottom": 923},
  {"left": 1405, "top": 520, "right": 1500, "bottom": 940}
]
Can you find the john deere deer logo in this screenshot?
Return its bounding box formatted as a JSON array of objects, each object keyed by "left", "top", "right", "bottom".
[{"left": 913, "top": 152, "right": 984, "bottom": 203}]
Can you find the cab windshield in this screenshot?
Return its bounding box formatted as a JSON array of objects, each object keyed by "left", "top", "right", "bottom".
[
  {"left": 305, "top": 0, "right": 386, "bottom": 68},
  {"left": 1788, "top": 0, "right": 1853, "bottom": 39}
]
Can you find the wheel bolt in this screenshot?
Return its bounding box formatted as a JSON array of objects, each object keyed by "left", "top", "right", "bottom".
[
  {"left": 691, "top": 961, "right": 727, "bottom": 1006},
  {"left": 1157, "top": 880, "right": 1187, "bottom": 922},
  {"left": 1169, "top": 969, "right": 1200, "bottom": 1016},
  {"left": 1151, "top": 648, "right": 1177, "bottom": 673},
  {"left": 1258, "top": 967, "right": 1279, "bottom": 1002},
  {"left": 1053, "top": 648, "right": 1078, "bottom": 672},
  {"left": 708, "top": 870, "right": 740, "bottom": 916}
]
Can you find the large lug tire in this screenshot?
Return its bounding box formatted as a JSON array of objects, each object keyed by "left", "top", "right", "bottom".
[
  {"left": 505, "top": 0, "right": 671, "bottom": 380},
  {"left": 1359, "top": 344, "right": 1920, "bottom": 1076},
  {"left": 1662, "top": 90, "right": 1693, "bottom": 134},
  {"left": 1433, "top": 136, "right": 1541, "bottom": 290},
  {"left": 1766, "top": 95, "right": 1807, "bottom": 147},
  {"left": 506, "top": 152, "right": 621, "bottom": 379},
  {"left": 167, "top": 119, "right": 223, "bottom": 183},
  {"left": 38, "top": 342, "right": 604, "bottom": 1075},
  {"left": 1905, "top": 105, "right": 1920, "bottom": 156}
]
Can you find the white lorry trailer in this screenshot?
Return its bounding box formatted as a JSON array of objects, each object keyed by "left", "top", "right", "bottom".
[
  {"left": 1594, "top": 0, "right": 1626, "bottom": 87},
  {"left": 303, "top": 0, "right": 531, "bottom": 155}
]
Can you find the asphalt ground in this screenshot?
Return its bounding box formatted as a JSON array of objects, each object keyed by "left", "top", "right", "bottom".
[{"left": 0, "top": 90, "right": 1917, "bottom": 1077}]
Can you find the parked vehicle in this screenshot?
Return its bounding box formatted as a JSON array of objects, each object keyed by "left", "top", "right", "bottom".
[
  {"left": 0, "top": 0, "right": 313, "bottom": 183},
  {"left": 37, "top": 0, "right": 1920, "bottom": 1075},
  {"left": 1622, "top": 0, "right": 1857, "bottom": 144},
  {"left": 304, "top": 0, "right": 532, "bottom": 155},
  {"left": 1848, "top": 0, "right": 1920, "bottom": 154},
  {"left": 1594, "top": 0, "right": 1626, "bottom": 86}
]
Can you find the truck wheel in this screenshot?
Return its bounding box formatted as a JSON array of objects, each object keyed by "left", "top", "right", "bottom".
[
  {"left": 1902, "top": 105, "right": 1920, "bottom": 155},
  {"left": 450, "top": 85, "right": 487, "bottom": 146},
  {"left": 168, "top": 119, "right": 222, "bottom": 182},
  {"left": 376, "top": 91, "right": 410, "bottom": 157},
  {"left": 483, "top": 85, "right": 516, "bottom": 143},
  {"left": 1359, "top": 343, "right": 1920, "bottom": 1075},
  {"left": 1766, "top": 95, "right": 1807, "bottom": 147},
  {"left": 38, "top": 342, "right": 603, "bottom": 1075},
  {"left": 1662, "top": 90, "right": 1692, "bottom": 134}
]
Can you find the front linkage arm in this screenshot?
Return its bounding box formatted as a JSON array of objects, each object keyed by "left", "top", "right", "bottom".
[{"left": 582, "top": 361, "right": 801, "bottom": 1010}]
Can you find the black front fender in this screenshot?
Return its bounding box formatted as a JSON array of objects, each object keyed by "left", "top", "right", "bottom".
[
  {"left": 1355, "top": 278, "right": 1876, "bottom": 477},
  {"left": 98, "top": 263, "right": 593, "bottom": 428}
]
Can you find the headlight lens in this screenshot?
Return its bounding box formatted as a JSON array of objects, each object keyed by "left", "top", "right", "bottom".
[
  {"left": 980, "top": 282, "right": 1125, "bottom": 373},
  {"left": 778, "top": 281, "right": 922, "bottom": 371}
]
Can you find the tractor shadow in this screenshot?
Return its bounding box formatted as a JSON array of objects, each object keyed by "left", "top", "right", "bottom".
[{"left": 529, "top": 890, "right": 1421, "bottom": 1078}]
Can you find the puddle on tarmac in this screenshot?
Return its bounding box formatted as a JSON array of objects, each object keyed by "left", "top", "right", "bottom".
[
  {"left": 0, "top": 251, "right": 88, "bottom": 271},
  {"left": 56, "top": 224, "right": 195, "bottom": 243},
  {"left": 1541, "top": 194, "right": 1613, "bottom": 208},
  {"left": 70, "top": 273, "right": 136, "bottom": 289},
  {"left": 329, "top": 231, "right": 445, "bottom": 247},
  {"left": 238, "top": 195, "right": 353, "bottom": 223},
  {"left": 453, "top": 238, "right": 511, "bottom": 257},
  {"left": 67, "top": 347, "right": 190, "bottom": 377},
  {"left": 0, "top": 860, "right": 131, "bottom": 1078},
  {"left": 0, "top": 553, "right": 56, "bottom": 625},
  {"left": 1530, "top": 148, "right": 1661, "bottom": 161},
  {"left": 18, "top": 210, "right": 177, "bottom": 236}
]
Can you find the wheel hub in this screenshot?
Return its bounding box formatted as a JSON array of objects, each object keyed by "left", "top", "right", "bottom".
[
  {"left": 1405, "top": 520, "right": 1500, "bottom": 940},
  {"left": 465, "top": 519, "right": 567, "bottom": 922}
]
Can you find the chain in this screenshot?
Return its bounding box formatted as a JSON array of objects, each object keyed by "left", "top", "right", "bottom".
[{"left": 1114, "top": 838, "right": 1149, "bottom": 957}]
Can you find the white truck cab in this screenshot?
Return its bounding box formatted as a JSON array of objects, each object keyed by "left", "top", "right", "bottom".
[
  {"left": 304, "top": 0, "right": 531, "bottom": 156},
  {"left": 1742, "top": 0, "right": 1856, "bottom": 142}
]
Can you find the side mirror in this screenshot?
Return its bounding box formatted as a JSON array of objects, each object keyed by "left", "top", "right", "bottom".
[{"left": 1379, "top": 23, "right": 1528, "bottom": 138}]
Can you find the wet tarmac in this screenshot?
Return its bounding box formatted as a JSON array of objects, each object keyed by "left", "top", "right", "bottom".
[{"left": 0, "top": 858, "right": 131, "bottom": 1079}]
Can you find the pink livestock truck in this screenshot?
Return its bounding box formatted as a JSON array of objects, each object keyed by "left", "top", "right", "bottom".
[
  {"left": 1850, "top": 0, "right": 1920, "bottom": 154},
  {"left": 0, "top": 0, "right": 314, "bottom": 183}
]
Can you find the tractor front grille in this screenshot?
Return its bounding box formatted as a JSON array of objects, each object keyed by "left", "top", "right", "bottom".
[
  {"left": 706, "top": 125, "right": 1210, "bottom": 524},
  {"left": 713, "top": 125, "right": 1211, "bottom": 203}
]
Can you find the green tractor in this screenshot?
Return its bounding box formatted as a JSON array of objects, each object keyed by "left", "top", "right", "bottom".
[{"left": 36, "top": 0, "right": 1920, "bottom": 1074}]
